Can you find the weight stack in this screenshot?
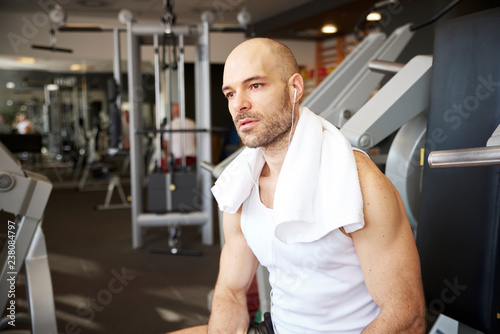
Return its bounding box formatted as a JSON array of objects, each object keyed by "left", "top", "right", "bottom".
[{"left": 147, "top": 172, "right": 198, "bottom": 213}]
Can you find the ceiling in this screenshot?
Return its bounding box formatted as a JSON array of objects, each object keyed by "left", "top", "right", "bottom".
[
  {"left": 0, "top": 0, "right": 377, "bottom": 35},
  {"left": 0, "top": 0, "right": 377, "bottom": 73},
  {"left": 0, "top": 0, "right": 313, "bottom": 31}
]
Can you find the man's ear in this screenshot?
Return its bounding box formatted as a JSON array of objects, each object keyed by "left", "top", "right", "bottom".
[{"left": 289, "top": 73, "right": 304, "bottom": 102}]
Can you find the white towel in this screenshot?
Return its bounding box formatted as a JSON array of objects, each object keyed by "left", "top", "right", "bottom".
[{"left": 211, "top": 107, "right": 365, "bottom": 244}]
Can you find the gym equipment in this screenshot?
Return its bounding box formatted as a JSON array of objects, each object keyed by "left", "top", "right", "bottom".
[
  {"left": 107, "top": 27, "right": 124, "bottom": 156},
  {"left": 429, "top": 314, "right": 484, "bottom": 334},
  {"left": 147, "top": 4, "right": 205, "bottom": 256},
  {"left": 429, "top": 146, "right": 500, "bottom": 168},
  {"left": 31, "top": 5, "right": 72, "bottom": 53},
  {"left": 96, "top": 174, "right": 131, "bottom": 210},
  {"left": 0, "top": 142, "right": 57, "bottom": 333},
  {"left": 417, "top": 7, "right": 500, "bottom": 333},
  {"left": 340, "top": 55, "right": 432, "bottom": 150},
  {"left": 428, "top": 121, "right": 500, "bottom": 168},
  {"left": 342, "top": 0, "right": 465, "bottom": 231},
  {"left": 125, "top": 7, "right": 213, "bottom": 250},
  {"left": 0, "top": 134, "right": 42, "bottom": 154},
  {"left": 303, "top": 23, "right": 414, "bottom": 128},
  {"left": 340, "top": 55, "right": 432, "bottom": 231}
]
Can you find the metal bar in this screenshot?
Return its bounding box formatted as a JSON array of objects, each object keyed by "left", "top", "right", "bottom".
[
  {"left": 135, "top": 128, "right": 208, "bottom": 134},
  {"left": 59, "top": 25, "right": 125, "bottom": 32},
  {"left": 178, "top": 34, "right": 186, "bottom": 169},
  {"left": 428, "top": 146, "right": 500, "bottom": 168},
  {"left": 137, "top": 212, "right": 209, "bottom": 227},
  {"left": 198, "top": 20, "right": 213, "bottom": 246},
  {"left": 154, "top": 34, "right": 162, "bottom": 171},
  {"left": 132, "top": 23, "right": 199, "bottom": 36},
  {"left": 369, "top": 59, "right": 405, "bottom": 74},
  {"left": 113, "top": 28, "right": 121, "bottom": 87},
  {"left": 25, "top": 225, "right": 58, "bottom": 334},
  {"left": 113, "top": 28, "right": 122, "bottom": 140},
  {"left": 127, "top": 21, "right": 145, "bottom": 249}
]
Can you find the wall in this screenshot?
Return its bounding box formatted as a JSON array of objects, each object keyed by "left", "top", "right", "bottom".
[{"left": 0, "top": 11, "right": 315, "bottom": 70}]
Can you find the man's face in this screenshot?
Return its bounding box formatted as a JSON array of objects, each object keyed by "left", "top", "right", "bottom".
[{"left": 222, "top": 44, "right": 292, "bottom": 149}]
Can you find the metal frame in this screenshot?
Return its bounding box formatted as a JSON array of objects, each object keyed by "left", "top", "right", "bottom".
[
  {"left": 127, "top": 18, "right": 213, "bottom": 249},
  {"left": 341, "top": 55, "right": 433, "bottom": 150},
  {"left": 303, "top": 23, "right": 415, "bottom": 128},
  {"left": 0, "top": 142, "right": 57, "bottom": 334}
]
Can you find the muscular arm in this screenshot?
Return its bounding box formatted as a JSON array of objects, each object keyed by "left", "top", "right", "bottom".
[
  {"left": 208, "top": 208, "right": 259, "bottom": 334},
  {"left": 351, "top": 152, "right": 425, "bottom": 333}
]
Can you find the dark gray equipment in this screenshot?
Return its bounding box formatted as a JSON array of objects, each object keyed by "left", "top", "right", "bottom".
[
  {"left": 107, "top": 78, "right": 121, "bottom": 152},
  {"left": 0, "top": 142, "right": 57, "bottom": 333},
  {"left": 417, "top": 7, "right": 500, "bottom": 333},
  {"left": 148, "top": 172, "right": 197, "bottom": 213}
]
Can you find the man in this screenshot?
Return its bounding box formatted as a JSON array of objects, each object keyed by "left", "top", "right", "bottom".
[
  {"left": 171, "top": 38, "right": 425, "bottom": 333},
  {"left": 13, "top": 112, "right": 34, "bottom": 134},
  {"left": 162, "top": 103, "right": 197, "bottom": 168}
]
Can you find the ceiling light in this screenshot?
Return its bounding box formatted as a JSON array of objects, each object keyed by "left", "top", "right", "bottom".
[
  {"left": 6, "top": 82, "right": 15, "bottom": 89},
  {"left": 70, "top": 63, "right": 92, "bottom": 71},
  {"left": 321, "top": 24, "right": 338, "bottom": 34},
  {"left": 366, "top": 12, "right": 382, "bottom": 21},
  {"left": 47, "top": 84, "right": 59, "bottom": 91},
  {"left": 16, "top": 57, "right": 36, "bottom": 64}
]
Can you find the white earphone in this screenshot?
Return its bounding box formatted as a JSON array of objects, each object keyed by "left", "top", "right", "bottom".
[{"left": 289, "top": 88, "right": 298, "bottom": 147}]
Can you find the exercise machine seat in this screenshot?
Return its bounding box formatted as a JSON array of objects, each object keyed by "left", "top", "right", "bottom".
[{"left": 417, "top": 7, "right": 500, "bottom": 333}]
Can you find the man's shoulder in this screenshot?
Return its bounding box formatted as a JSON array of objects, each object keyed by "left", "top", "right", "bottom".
[{"left": 353, "top": 150, "right": 390, "bottom": 192}]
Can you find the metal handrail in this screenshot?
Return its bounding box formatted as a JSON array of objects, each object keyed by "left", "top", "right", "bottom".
[{"left": 428, "top": 146, "right": 500, "bottom": 168}]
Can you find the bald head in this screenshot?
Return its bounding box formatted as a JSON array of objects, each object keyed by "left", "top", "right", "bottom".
[{"left": 225, "top": 38, "right": 299, "bottom": 83}]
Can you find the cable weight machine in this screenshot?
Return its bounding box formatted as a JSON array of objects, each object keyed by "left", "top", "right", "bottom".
[{"left": 124, "top": 5, "right": 214, "bottom": 251}]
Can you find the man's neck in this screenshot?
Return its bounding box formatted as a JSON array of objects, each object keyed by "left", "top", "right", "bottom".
[{"left": 261, "top": 142, "right": 287, "bottom": 179}]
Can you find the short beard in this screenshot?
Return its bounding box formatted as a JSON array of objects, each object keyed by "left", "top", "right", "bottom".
[{"left": 237, "top": 88, "right": 292, "bottom": 149}]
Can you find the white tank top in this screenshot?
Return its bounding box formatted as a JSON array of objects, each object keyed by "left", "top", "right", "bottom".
[{"left": 241, "top": 184, "right": 380, "bottom": 334}]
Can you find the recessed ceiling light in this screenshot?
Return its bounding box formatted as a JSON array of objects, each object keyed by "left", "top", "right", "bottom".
[
  {"left": 366, "top": 12, "right": 382, "bottom": 21},
  {"left": 15, "top": 57, "right": 36, "bottom": 64},
  {"left": 321, "top": 24, "right": 338, "bottom": 34},
  {"left": 6, "top": 82, "right": 15, "bottom": 89}
]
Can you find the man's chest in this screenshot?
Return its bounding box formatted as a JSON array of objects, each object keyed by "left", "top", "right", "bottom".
[{"left": 258, "top": 176, "right": 278, "bottom": 209}]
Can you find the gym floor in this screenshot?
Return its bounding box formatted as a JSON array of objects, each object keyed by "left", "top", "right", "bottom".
[{"left": 1, "top": 171, "right": 221, "bottom": 334}]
